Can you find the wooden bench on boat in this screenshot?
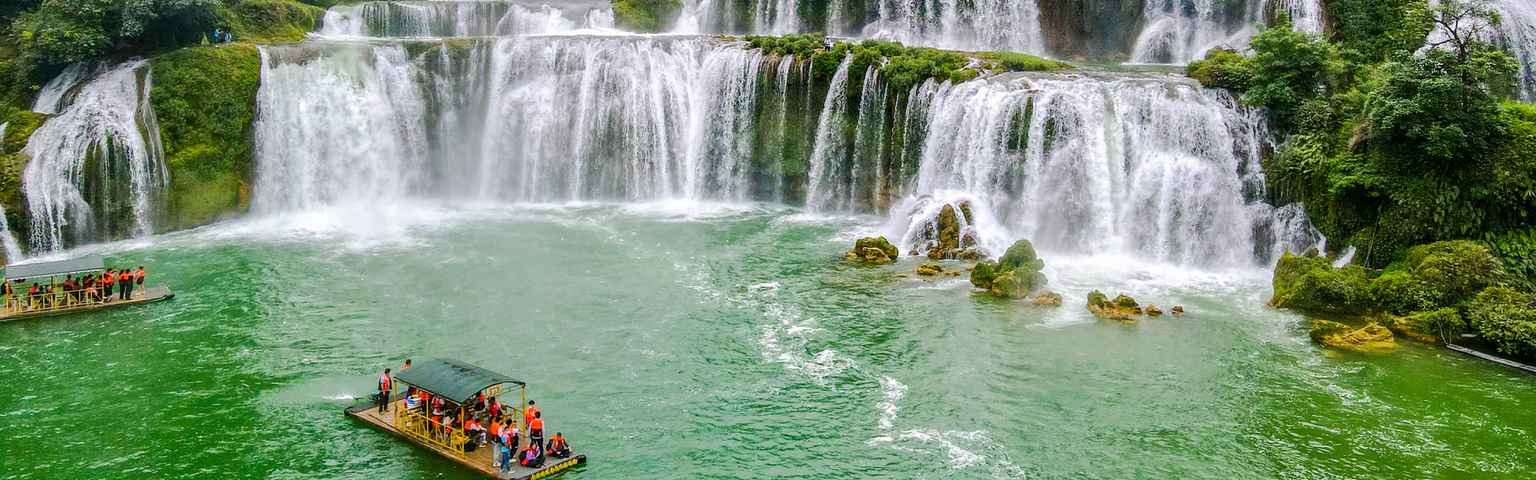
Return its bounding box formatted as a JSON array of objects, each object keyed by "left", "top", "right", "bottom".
[
  {"left": 0, "top": 255, "right": 174, "bottom": 323},
  {"left": 345, "top": 358, "right": 586, "bottom": 480}
]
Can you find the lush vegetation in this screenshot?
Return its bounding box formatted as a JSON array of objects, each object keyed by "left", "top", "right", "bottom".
[
  {"left": 1191, "top": 2, "right": 1535, "bottom": 271},
  {"left": 612, "top": 0, "right": 682, "bottom": 33},
  {"left": 149, "top": 44, "right": 261, "bottom": 230},
  {"left": 746, "top": 34, "right": 1068, "bottom": 93}
]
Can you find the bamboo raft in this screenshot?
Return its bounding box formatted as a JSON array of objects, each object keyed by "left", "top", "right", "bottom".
[
  {"left": 344, "top": 359, "right": 585, "bottom": 480},
  {"left": 0, "top": 286, "right": 174, "bottom": 323}
]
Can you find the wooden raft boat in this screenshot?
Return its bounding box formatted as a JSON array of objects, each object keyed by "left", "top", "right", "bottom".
[
  {"left": 345, "top": 358, "right": 586, "bottom": 480},
  {"left": 0, "top": 256, "right": 174, "bottom": 323}
]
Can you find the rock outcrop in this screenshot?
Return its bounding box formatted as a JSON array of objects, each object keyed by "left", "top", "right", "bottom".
[
  {"left": 1031, "top": 290, "right": 1063, "bottom": 306},
  {"left": 1087, "top": 290, "right": 1142, "bottom": 322},
  {"left": 1309, "top": 319, "right": 1397, "bottom": 352},
  {"left": 845, "top": 236, "right": 899, "bottom": 265},
  {"left": 916, "top": 262, "right": 943, "bottom": 276},
  {"left": 970, "top": 239, "right": 1047, "bottom": 298},
  {"left": 914, "top": 202, "right": 982, "bottom": 260},
  {"left": 1145, "top": 304, "right": 1163, "bottom": 316}
]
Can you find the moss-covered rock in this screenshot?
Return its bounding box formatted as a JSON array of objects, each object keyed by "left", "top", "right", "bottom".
[
  {"left": 221, "top": 0, "right": 325, "bottom": 44},
  {"left": 1145, "top": 304, "right": 1163, "bottom": 316},
  {"left": 916, "top": 262, "right": 942, "bottom": 276},
  {"left": 970, "top": 239, "right": 1047, "bottom": 298},
  {"left": 1388, "top": 307, "right": 1463, "bottom": 344},
  {"left": 1309, "top": 320, "right": 1397, "bottom": 353},
  {"left": 1031, "top": 290, "right": 1063, "bottom": 306},
  {"left": 845, "top": 236, "right": 898, "bottom": 265},
  {"left": 612, "top": 0, "right": 682, "bottom": 33},
  {"left": 150, "top": 44, "right": 262, "bottom": 231},
  {"left": 1270, "top": 252, "right": 1374, "bottom": 315},
  {"left": 1463, "top": 287, "right": 1536, "bottom": 357},
  {"left": 1088, "top": 290, "right": 1142, "bottom": 322}
]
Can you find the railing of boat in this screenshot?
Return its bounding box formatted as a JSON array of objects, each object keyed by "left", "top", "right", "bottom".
[
  {"left": 2, "top": 290, "right": 129, "bottom": 316},
  {"left": 393, "top": 403, "right": 472, "bottom": 457}
]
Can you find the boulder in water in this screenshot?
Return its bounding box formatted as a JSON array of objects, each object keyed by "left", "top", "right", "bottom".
[
  {"left": 925, "top": 204, "right": 963, "bottom": 259},
  {"left": 1088, "top": 290, "right": 1143, "bottom": 322},
  {"left": 1309, "top": 320, "right": 1397, "bottom": 353},
  {"left": 970, "top": 239, "right": 1048, "bottom": 299},
  {"left": 916, "top": 262, "right": 943, "bottom": 276},
  {"left": 1146, "top": 304, "right": 1163, "bottom": 316},
  {"left": 1031, "top": 290, "right": 1063, "bottom": 306},
  {"left": 846, "top": 236, "right": 899, "bottom": 265},
  {"left": 956, "top": 247, "right": 987, "bottom": 261},
  {"left": 1171, "top": 305, "right": 1185, "bottom": 315},
  {"left": 1270, "top": 252, "right": 1372, "bottom": 315}
]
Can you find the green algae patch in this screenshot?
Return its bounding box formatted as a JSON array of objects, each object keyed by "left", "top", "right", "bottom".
[{"left": 150, "top": 44, "right": 262, "bottom": 230}]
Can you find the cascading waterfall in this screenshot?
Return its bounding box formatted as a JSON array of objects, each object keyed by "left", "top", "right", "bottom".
[
  {"left": 862, "top": 0, "right": 1045, "bottom": 53},
  {"left": 31, "top": 62, "right": 104, "bottom": 115},
  {"left": 1492, "top": 0, "right": 1536, "bottom": 101},
  {"left": 804, "top": 56, "right": 854, "bottom": 212},
  {"left": 891, "top": 72, "right": 1319, "bottom": 266},
  {"left": 1280, "top": 0, "right": 1326, "bottom": 34},
  {"left": 1131, "top": 0, "right": 1263, "bottom": 64},
  {"left": 254, "top": 36, "right": 782, "bottom": 209},
  {"left": 20, "top": 60, "right": 169, "bottom": 252},
  {"left": 0, "top": 121, "right": 21, "bottom": 261},
  {"left": 317, "top": 0, "right": 612, "bottom": 38}
]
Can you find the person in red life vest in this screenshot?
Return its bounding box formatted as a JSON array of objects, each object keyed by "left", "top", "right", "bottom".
[
  {"left": 101, "top": 270, "right": 115, "bottom": 302},
  {"left": 377, "top": 368, "right": 393, "bottom": 413},
  {"left": 135, "top": 266, "right": 146, "bottom": 289},
  {"left": 487, "top": 396, "right": 502, "bottom": 423},
  {"left": 524, "top": 400, "right": 539, "bottom": 429}
]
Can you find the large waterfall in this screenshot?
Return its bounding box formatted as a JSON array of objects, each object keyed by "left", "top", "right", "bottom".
[
  {"left": 254, "top": 0, "right": 1320, "bottom": 267},
  {"left": 679, "top": 0, "right": 1046, "bottom": 53},
  {"left": 20, "top": 60, "right": 168, "bottom": 252},
  {"left": 317, "top": 0, "right": 614, "bottom": 38}
]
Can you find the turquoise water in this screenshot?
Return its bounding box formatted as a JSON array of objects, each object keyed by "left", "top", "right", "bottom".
[{"left": 2, "top": 204, "right": 1533, "bottom": 478}]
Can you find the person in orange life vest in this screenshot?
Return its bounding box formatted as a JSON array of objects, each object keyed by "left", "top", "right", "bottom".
[
  {"left": 487, "top": 396, "right": 502, "bottom": 422},
  {"left": 101, "top": 270, "right": 115, "bottom": 302},
  {"left": 546, "top": 432, "right": 571, "bottom": 458},
  {"left": 528, "top": 411, "right": 545, "bottom": 446},
  {"left": 377, "top": 368, "right": 393, "bottom": 413},
  {"left": 524, "top": 400, "right": 539, "bottom": 428},
  {"left": 135, "top": 266, "right": 145, "bottom": 288},
  {"left": 118, "top": 269, "right": 134, "bottom": 300}
]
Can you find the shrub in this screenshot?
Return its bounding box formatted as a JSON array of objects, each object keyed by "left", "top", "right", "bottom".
[
  {"left": 1271, "top": 252, "right": 1374, "bottom": 315},
  {"left": 1484, "top": 227, "right": 1536, "bottom": 292},
  {"left": 1187, "top": 48, "right": 1254, "bottom": 91},
  {"left": 612, "top": 0, "right": 681, "bottom": 33},
  {"left": 149, "top": 44, "right": 262, "bottom": 229},
  {"left": 220, "top": 0, "right": 323, "bottom": 44},
  {"left": 1464, "top": 287, "right": 1536, "bottom": 357}
]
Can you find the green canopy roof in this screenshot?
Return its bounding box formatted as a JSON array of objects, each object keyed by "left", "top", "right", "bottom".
[
  {"left": 4, "top": 256, "right": 104, "bottom": 280},
  {"left": 393, "top": 358, "right": 524, "bottom": 404}
]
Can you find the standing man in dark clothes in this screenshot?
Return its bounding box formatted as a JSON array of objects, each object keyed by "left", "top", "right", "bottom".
[
  {"left": 378, "top": 367, "right": 393, "bottom": 413},
  {"left": 119, "top": 269, "right": 134, "bottom": 300}
]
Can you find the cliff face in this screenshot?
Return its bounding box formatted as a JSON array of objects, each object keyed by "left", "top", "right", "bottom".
[{"left": 1039, "top": 0, "right": 1146, "bottom": 61}]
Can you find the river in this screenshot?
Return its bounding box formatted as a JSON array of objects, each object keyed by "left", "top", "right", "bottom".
[{"left": 1, "top": 202, "right": 1533, "bottom": 478}]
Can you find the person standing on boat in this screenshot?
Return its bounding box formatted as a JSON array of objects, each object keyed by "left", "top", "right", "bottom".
[
  {"left": 377, "top": 367, "right": 393, "bottom": 413},
  {"left": 524, "top": 400, "right": 539, "bottom": 429},
  {"left": 119, "top": 269, "right": 134, "bottom": 300},
  {"left": 101, "top": 270, "right": 114, "bottom": 302},
  {"left": 528, "top": 411, "right": 545, "bottom": 447},
  {"left": 135, "top": 266, "right": 145, "bottom": 295}
]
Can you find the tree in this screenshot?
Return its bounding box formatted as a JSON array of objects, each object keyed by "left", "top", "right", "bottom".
[{"left": 1241, "top": 19, "right": 1341, "bottom": 129}]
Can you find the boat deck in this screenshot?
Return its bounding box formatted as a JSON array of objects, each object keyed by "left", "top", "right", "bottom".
[
  {"left": 345, "top": 400, "right": 585, "bottom": 480},
  {"left": 0, "top": 286, "right": 174, "bottom": 323}
]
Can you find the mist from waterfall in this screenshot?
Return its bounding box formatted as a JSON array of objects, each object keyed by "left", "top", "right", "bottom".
[{"left": 19, "top": 60, "right": 169, "bottom": 253}]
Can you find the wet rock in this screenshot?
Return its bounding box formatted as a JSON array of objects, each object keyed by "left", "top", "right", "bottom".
[
  {"left": 1088, "top": 290, "right": 1143, "bottom": 322},
  {"left": 916, "top": 262, "right": 943, "bottom": 276},
  {"left": 926, "top": 204, "right": 963, "bottom": 259},
  {"left": 956, "top": 247, "right": 987, "bottom": 261},
  {"left": 1031, "top": 290, "right": 1063, "bottom": 306},
  {"left": 846, "top": 236, "right": 899, "bottom": 265},
  {"left": 1309, "top": 319, "right": 1397, "bottom": 352},
  {"left": 1146, "top": 304, "right": 1163, "bottom": 316},
  {"left": 971, "top": 239, "right": 1048, "bottom": 299},
  {"left": 1171, "top": 305, "right": 1185, "bottom": 315}
]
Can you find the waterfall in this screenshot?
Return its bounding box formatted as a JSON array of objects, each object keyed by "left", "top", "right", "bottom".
[
  {"left": 1280, "top": 0, "right": 1326, "bottom": 33},
  {"left": 0, "top": 121, "right": 21, "bottom": 261},
  {"left": 805, "top": 56, "right": 854, "bottom": 212},
  {"left": 1493, "top": 0, "right": 1536, "bottom": 101},
  {"left": 1131, "top": 0, "right": 1265, "bottom": 64},
  {"left": 20, "top": 60, "right": 168, "bottom": 252},
  {"left": 892, "top": 72, "right": 1313, "bottom": 266},
  {"left": 863, "top": 0, "right": 1045, "bottom": 54},
  {"left": 849, "top": 65, "right": 888, "bottom": 210},
  {"left": 317, "top": 0, "right": 610, "bottom": 38},
  {"left": 32, "top": 62, "right": 104, "bottom": 115},
  {"left": 254, "top": 36, "right": 779, "bottom": 208}
]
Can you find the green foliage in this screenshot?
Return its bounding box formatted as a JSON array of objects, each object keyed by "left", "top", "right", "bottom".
[
  {"left": 1366, "top": 48, "right": 1515, "bottom": 170},
  {"left": 971, "top": 240, "right": 1047, "bottom": 298},
  {"left": 11, "top": 0, "right": 220, "bottom": 72},
  {"left": 1271, "top": 252, "right": 1374, "bottom": 315},
  {"left": 1186, "top": 48, "right": 1254, "bottom": 91},
  {"left": 1112, "top": 294, "right": 1138, "bottom": 309},
  {"left": 997, "top": 239, "right": 1044, "bottom": 272},
  {"left": 1086, "top": 290, "right": 1108, "bottom": 308},
  {"left": 970, "top": 261, "right": 998, "bottom": 289},
  {"left": 1398, "top": 307, "right": 1467, "bottom": 339},
  {"left": 149, "top": 44, "right": 260, "bottom": 229},
  {"left": 1464, "top": 287, "right": 1536, "bottom": 356},
  {"left": 1483, "top": 227, "right": 1536, "bottom": 292},
  {"left": 975, "top": 51, "right": 1071, "bottom": 73},
  {"left": 611, "top": 0, "right": 681, "bottom": 33},
  {"left": 1327, "top": 0, "right": 1434, "bottom": 63},
  {"left": 219, "top": 0, "right": 323, "bottom": 44},
  {"left": 1242, "top": 20, "right": 1342, "bottom": 127}
]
